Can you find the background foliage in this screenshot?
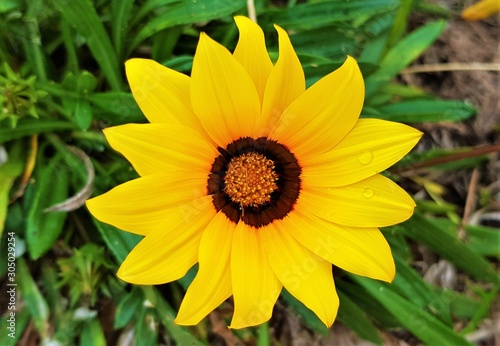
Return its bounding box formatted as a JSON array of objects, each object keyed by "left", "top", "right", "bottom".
[{"left": 0, "top": 0, "right": 498, "bottom": 345}]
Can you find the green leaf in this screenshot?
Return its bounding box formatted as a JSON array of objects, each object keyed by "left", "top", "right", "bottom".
[
  {"left": 17, "top": 258, "right": 50, "bottom": 338},
  {"left": 353, "top": 276, "right": 474, "bottom": 346},
  {"left": 26, "top": 154, "right": 69, "bottom": 259},
  {"left": 52, "top": 0, "right": 122, "bottom": 91},
  {"left": 445, "top": 290, "right": 482, "bottom": 320},
  {"left": 0, "top": 142, "right": 25, "bottom": 237},
  {"left": 130, "top": 0, "right": 246, "bottom": 51},
  {"left": 23, "top": 0, "right": 48, "bottom": 82},
  {"left": 365, "top": 20, "right": 446, "bottom": 97},
  {"left": 0, "top": 0, "right": 18, "bottom": 13},
  {"left": 0, "top": 306, "right": 30, "bottom": 345},
  {"left": 77, "top": 71, "right": 98, "bottom": 94},
  {"left": 337, "top": 291, "right": 382, "bottom": 345},
  {"left": 135, "top": 307, "right": 158, "bottom": 346},
  {"left": 114, "top": 287, "right": 144, "bottom": 328},
  {"left": 460, "top": 287, "right": 499, "bottom": 335},
  {"left": 111, "top": 0, "right": 135, "bottom": 59},
  {"left": 40, "top": 264, "right": 64, "bottom": 324},
  {"left": 257, "top": 322, "right": 270, "bottom": 346},
  {"left": 392, "top": 256, "right": 452, "bottom": 325},
  {"left": 464, "top": 224, "right": 500, "bottom": 257},
  {"left": 386, "top": 0, "right": 413, "bottom": 48},
  {"left": 142, "top": 286, "right": 205, "bottom": 346},
  {"left": 0, "top": 118, "right": 78, "bottom": 143},
  {"left": 358, "top": 32, "right": 390, "bottom": 65},
  {"left": 372, "top": 99, "right": 476, "bottom": 123},
  {"left": 60, "top": 19, "right": 79, "bottom": 75},
  {"left": 263, "top": 0, "right": 399, "bottom": 30},
  {"left": 61, "top": 71, "right": 96, "bottom": 130},
  {"left": 133, "top": 0, "right": 180, "bottom": 25},
  {"left": 336, "top": 280, "right": 400, "bottom": 328},
  {"left": 152, "top": 26, "right": 184, "bottom": 62},
  {"left": 92, "top": 218, "right": 141, "bottom": 263},
  {"left": 400, "top": 214, "right": 499, "bottom": 284},
  {"left": 290, "top": 27, "right": 356, "bottom": 60},
  {"left": 90, "top": 92, "right": 146, "bottom": 125},
  {"left": 163, "top": 55, "right": 194, "bottom": 73},
  {"left": 80, "top": 318, "right": 107, "bottom": 346},
  {"left": 74, "top": 101, "right": 93, "bottom": 131}
]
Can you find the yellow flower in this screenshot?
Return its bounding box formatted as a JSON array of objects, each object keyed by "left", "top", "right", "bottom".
[
  {"left": 461, "top": 0, "right": 500, "bottom": 20},
  {"left": 86, "top": 16, "right": 422, "bottom": 329}
]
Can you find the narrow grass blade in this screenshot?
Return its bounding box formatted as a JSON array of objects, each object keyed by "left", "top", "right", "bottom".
[
  {"left": 392, "top": 255, "right": 452, "bottom": 325},
  {"left": 336, "top": 280, "right": 400, "bottom": 328},
  {"left": 114, "top": 287, "right": 143, "bottom": 329},
  {"left": 142, "top": 286, "right": 205, "bottom": 346},
  {"left": 386, "top": 0, "right": 413, "bottom": 48},
  {"left": 365, "top": 20, "right": 446, "bottom": 97},
  {"left": 17, "top": 258, "right": 50, "bottom": 338},
  {"left": 0, "top": 119, "right": 77, "bottom": 143},
  {"left": 337, "top": 290, "right": 383, "bottom": 345},
  {"left": 92, "top": 219, "right": 141, "bottom": 263},
  {"left": 81, "top": 318, "right": 107, "bottom": 346},
  {"left": 0, "top": 306, "right": 30, "bottom": 345},
  {"left": 26, "top": 155, "right": 69, "bottom": 259},
  {"left": 52, "top": 0, "right": 122, "bottom": 91},
  {"left": 111, "top": 0, "right": 134, "bottom": 60},
  {"left": 263, "top": 0, "right": 398, "bottom": 30},
  {"left": 130, "top": 0, "right": 246, "bottom": 52},
  {"left": 257, "top": 322, "right": 270, "bottom": 346},
  {"left": 375, "top": 99, "right": 476, "bottom": 122},
  {"left": 90, "top": 92, "right": 146, "bottom": 125},
  {"left": 0, "top": 142, "right": 24, "bottom": 236},
  {"left": 464, "top": 224, "right": 500, "bottom": 257},
  {"left": 352, "top": 276, "right": 474, "bottom": 346},
  {"left": 400, "top": 214, "right": 499, "bottom": 284},
  {"left": 135, "top": 307, "right": 158, "bottom": 346}
]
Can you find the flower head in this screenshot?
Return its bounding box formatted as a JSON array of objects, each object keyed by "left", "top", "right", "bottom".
[
  {"left": 461, "top": 0, "right": 500, "bottom": 21},
  {"left": 86, "top": 16, "right": 422, "bottom": 328}
]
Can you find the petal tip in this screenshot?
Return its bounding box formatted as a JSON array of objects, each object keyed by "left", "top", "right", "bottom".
[
  {"left": 116, "top": 266, "right": 129, "bottom": 283},
  {"left": 124, "top": 58, "right": 140, "bottom": 69},
  {"left": 380, "top": 256, "right": 396, "bottom": 283},
  {"left": 124, "top": 58, "right": 158, "bottom": 77},
  {"left": 173, "top": 316, "right": 195, "bottom": 326},
  {"left": 273, "top": 23, "right": 289, "bottom": 38},
  {"left": 234, "top": 15, "right": 253, "bottom": 25}
]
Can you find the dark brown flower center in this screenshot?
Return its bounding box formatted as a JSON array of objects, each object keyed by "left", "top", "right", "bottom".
[{"left": 207, "top": 137, "right": 301, "bottom": 228}]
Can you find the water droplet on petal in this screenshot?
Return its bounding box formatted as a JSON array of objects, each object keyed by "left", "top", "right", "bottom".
[
  {"left": 358, "top": 151, "right": 373, "bottom": 165},
  {"left": 363, "top": 188, "right": 374, "bottom": 198}
]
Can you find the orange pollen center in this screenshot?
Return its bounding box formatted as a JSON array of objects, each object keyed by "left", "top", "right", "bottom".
[{"left": 224, "top": 152, "right": 278, "bottom": 207}]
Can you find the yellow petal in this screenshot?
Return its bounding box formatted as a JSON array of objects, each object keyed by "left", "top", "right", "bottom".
[
  {"left": 117, "top": 196, "right": 216, "bottom": 285},
  {"left": 461, "top": 0, "right": 500, "bottom": 20},
  {"left": 259, "top": 25, "right": 305, "bottom": 137},
  {"left": 125, "top": 59, "right": 206, "bottom": 135},
  {"left": 230, "top": 223, "right": 282, "bottom": 329},
  {"left": 280, "top": 209, "right": 395, "bottom": 282},
  {"left": 300, "top": 174, "right": 416, "bottom": 228},
  {"left": 233, "top": 16, "right": 273, "bottom": 104},
  {"left": 302, "top": 119, "right": 422, "bottom": 187},
  {"left": 261, "top": 224, "right": 339, "bottom": 327},
  {"left": 175, "top": 212, "right": 235, "bottom": 325},
  {"left": 191, "top": 33, "right": 261, "bottom": 147},
  {"left": 103, "top": 123, "right": 217, "bottom": 176},
  {"left": 86, "top": 171, "right": 208, "bottom": 236},
  {"left": 269, "top": 56, "right": 364, "bottom": 159}
]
